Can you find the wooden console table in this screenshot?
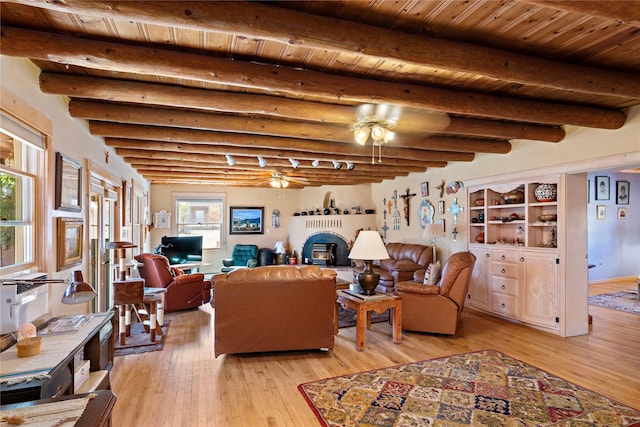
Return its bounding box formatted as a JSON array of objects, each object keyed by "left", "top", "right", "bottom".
[
  {"left": 0, "top": 312, "right": 114, "bottom": 405},
  {"left": 336, "top": 290, "right": 402, "bottom": 351}
]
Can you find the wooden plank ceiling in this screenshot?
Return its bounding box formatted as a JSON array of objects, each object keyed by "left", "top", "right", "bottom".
[{"left": 1, "top": 1, "right": 639, "bottom": 187}]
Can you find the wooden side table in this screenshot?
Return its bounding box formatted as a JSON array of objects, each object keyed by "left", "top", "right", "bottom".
[{"left": 336, "top": 290, "right": 402, "bottom": 351}]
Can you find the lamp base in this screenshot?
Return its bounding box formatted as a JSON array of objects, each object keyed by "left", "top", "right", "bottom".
[{"left": 357, "top": 260, "right": 379, "bottom": 295}]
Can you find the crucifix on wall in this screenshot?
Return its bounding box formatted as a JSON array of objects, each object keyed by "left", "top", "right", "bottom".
[{"left": 400, "top": 187, "right": 417, "bottom": 226}]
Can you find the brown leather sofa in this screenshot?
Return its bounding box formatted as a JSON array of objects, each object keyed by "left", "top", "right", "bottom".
[
  {"left": 396, "top": 251, "right": 476, "bottom": 335},
  {"left": 134, "top": 253, "right": 212, "bottom": 312},
  {"left": 213, "top": 265, "right": 336, "bottom": 357},
  {"left": 353, "top": 242, "right": 433, "bottom": 293}
]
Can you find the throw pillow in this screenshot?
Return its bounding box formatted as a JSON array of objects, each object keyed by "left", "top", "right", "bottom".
[{"left": 422, "top": 262, "right": 441, "bottom": 285}]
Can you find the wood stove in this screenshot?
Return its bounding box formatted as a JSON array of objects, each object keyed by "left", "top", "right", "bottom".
[{"left": 311, "top": 243, "right": 337, "bottom": 266}]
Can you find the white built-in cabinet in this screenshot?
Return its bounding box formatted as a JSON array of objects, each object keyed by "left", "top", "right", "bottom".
[{"left": 467, "top": 177, "right": 561, "bottom": 334}]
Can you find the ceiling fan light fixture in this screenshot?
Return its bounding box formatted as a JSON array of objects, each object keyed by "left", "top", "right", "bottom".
[
  {"left": 270, "top": 177, "right": 289, "bottom": 188},
  {"left": 354, "top": 127, "right": 370, "bottom": 145},
  {"left": 258, "top": 156, "right": 268, "bottom": 167},
  {"left": 225, "top": 154, "right": 236, "bottom": 166},
  {"left": 371, "top": 124, "right": 385, "bottom": 140},
  {"left": 383, "top": 130, "right": 395, "bottom": 143},
  {"left": 288, "top": 158, "right": 300, "bottom": 168}
]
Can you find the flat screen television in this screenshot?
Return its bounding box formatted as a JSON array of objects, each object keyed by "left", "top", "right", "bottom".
[{"left": 160, "top": 236, "right": 203, "bottom": 265}]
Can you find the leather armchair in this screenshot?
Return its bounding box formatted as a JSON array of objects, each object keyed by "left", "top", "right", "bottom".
[
  {"left": 353, "top": 243, "right": 433, "bottom": 293},
  {"left": 396, "top": 251, "right": 476, "bottom": 335},
  {"left": 134, "top": 253, "right": 211, "bottom": 312},
  {"left": 221, "top": 244, "right": 259, "bottom": 272}
]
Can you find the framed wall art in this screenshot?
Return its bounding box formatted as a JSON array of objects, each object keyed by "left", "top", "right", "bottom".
[
  {"left": 596, "top": 205, "right": 606, "bottom": 220},
  {"left": 55, "top": 152, "right": 82, "bottom": 212},
  {"left": 421, "top": 182, "right": 429, "bottom": 197},
  {"left": 617, "top": 207, "right": 627, "bottom": 219},
  {"left": 57, "top": 217, "right": 83, "bottom": 271},
  {"left": 616, "top": 180, "right": 629, "bottom": 205},
  {"left": 230, "top": 206, "right": 264, "bottom": 234},
  {"left": 595, "top": 176, "right": 609, "bottom": 201}
]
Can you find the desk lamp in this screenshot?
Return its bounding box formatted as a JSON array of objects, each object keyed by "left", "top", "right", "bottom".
[
  {"left": 348, "top": 231, "right": 389, "bottom": 295},
  {"left": 423, "top": 223, "right": 445, "bottom": 263},
  {"left": 61, "top": 270, "right": 97, "bottom": 304}
]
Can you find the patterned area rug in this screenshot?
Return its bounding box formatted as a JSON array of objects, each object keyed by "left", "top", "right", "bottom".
[
  {"left": 298, "top": 349, "right": 640, "bottom": 426},
  {"left": 114, "top": 321, "right": 170, "bottom": 356},
  {"left": 338, "top": 306, "right": 389, "bottom": 328},
  {"left": 589, "top": 291, "right": 640, "bottom": 314}
]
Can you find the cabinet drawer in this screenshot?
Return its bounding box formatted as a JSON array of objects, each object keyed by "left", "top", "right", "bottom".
[
  {"left": 492, "top": 250, "right": 518, "bottom": 263},
  {"left": 491, "top": 262, "right": 518, "bottom": 278},
  {"left": 492, "top": 277, "right": 518, "bottom": 296},
  {"left": 492, "top": 293, "right": 518, "bottom": 316}
]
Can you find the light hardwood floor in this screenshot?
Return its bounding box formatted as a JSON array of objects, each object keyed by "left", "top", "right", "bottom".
[{"left": 110, "top": 279, "right": 640, "bottom": 426}]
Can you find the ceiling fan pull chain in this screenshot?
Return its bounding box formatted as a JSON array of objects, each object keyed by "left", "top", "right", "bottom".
[
  {"left": 371, "top": 143, "right": 375, "bottom": 165},
  {"left": 378, "top": 145, "right": 382, "bottom": 163}
]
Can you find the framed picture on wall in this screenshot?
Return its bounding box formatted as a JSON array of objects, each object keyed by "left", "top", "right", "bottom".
[
  {"left": 57, "top": 217, "right": 83, "bottom": 271},
  {"left": 230, "top": 206, "right": 264, "bottom": 234},
  {"left": 616, "top": 180, "right": 629, "bottom": 205},
  {"left": 421, "top": 182, "right": 429, "bottom": 197},
  {"left": 617, "top": 207, "right": 627, "bottom": 219},
  {"left": 54, "top": 152, "right": 82, "bottom": 212},
  {"left": 596, "top": 205, "right": 606, "bottom": 220},
  {"left": 595, "top": 176, "right": 610, "bottom": 200}
]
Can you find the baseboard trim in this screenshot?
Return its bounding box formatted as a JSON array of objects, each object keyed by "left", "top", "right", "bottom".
[{"left": 589, "top": 276, "right": 636, "bottom": 285}]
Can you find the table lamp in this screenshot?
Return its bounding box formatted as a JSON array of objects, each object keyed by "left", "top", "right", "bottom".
[
  {"left": 348, "top": 231, "right": 389, "bottom": 295},
  {"left": 423, "top": 223, "right": 445, "bottom": 263}
]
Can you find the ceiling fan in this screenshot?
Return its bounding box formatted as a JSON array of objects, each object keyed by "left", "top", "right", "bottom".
[
  {"left": 267, "top": 171, "right": 309, "bottom": 188},
  {"left": 351, "top": 103, "right": 451, "bottom": 164}
]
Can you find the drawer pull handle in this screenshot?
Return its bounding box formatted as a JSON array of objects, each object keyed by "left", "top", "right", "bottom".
[
  {"left": 501, "top": 284, "right": 506, "bottom": 289},
  {"left": 520, "top": 257, "right": 525, "bottom": 262},
  {"left": 501, "top": 303, "right": 506, "bottom": 308},
  {"left": 501, "top": 255, "right": 506, "bottom": 260},
  {"left": 486, "top": 253, "right": 490, "bottom": 258},
  {"left": 501, "top": 268, "right": 506, "bottom": 274}
]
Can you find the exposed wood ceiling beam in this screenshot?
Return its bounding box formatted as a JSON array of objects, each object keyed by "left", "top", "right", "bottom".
[
  {"left": 129, "top": 165, "right": 402, "bottom": 181},
  {"left": 110, "top": 143, "right": 445, "bottom": 169},
  {"left": 92, "top": 123, "right": 475, "bottom": 163},
  {"left": 121, "top": 155, "right": 426, "bottom": 174},
  {"left": 7, "top": 0, "right": 639, "bottom": 97},
  {"left": 69, "top": 100, "right": 512, "bottom": 154},
  {"left": 1, "top": 27, "right": 627, "bottom": 129},
  {"left": 44, "top": 74, "right": 567, "bottom": 142}
]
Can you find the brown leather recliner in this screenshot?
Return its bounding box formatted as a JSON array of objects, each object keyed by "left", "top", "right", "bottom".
[
  {"left": 396, "top": 251, "right": 476, "bottom": 335},
  {"left": 134, "top": 253, "right": 212, "bottom": 312},
  {"left": 353, "top": 243, "right": 433, "bottom": 293}
]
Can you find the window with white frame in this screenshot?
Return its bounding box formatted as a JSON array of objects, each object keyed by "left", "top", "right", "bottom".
[
  {"left": 175, "top": 195, "right": 224, "bottom": 249},
  {"left": 0, "top": 114, "right": 44, "bottom": 273}
]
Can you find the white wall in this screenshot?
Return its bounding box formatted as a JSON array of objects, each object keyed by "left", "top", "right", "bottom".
[
  {"left": 1, "top": 56, "right": 149, "bottom": 315},
  {"left": 587, "top": 171, "right": 639, "bottom": 281}
]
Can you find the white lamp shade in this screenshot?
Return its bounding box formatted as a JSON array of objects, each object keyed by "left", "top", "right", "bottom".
[
  {"left": 423, "top": 223, "right": 445, "bottom": 240},
  {"left": 348, "top": 231, "right": 389, "bottom": 260}
]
